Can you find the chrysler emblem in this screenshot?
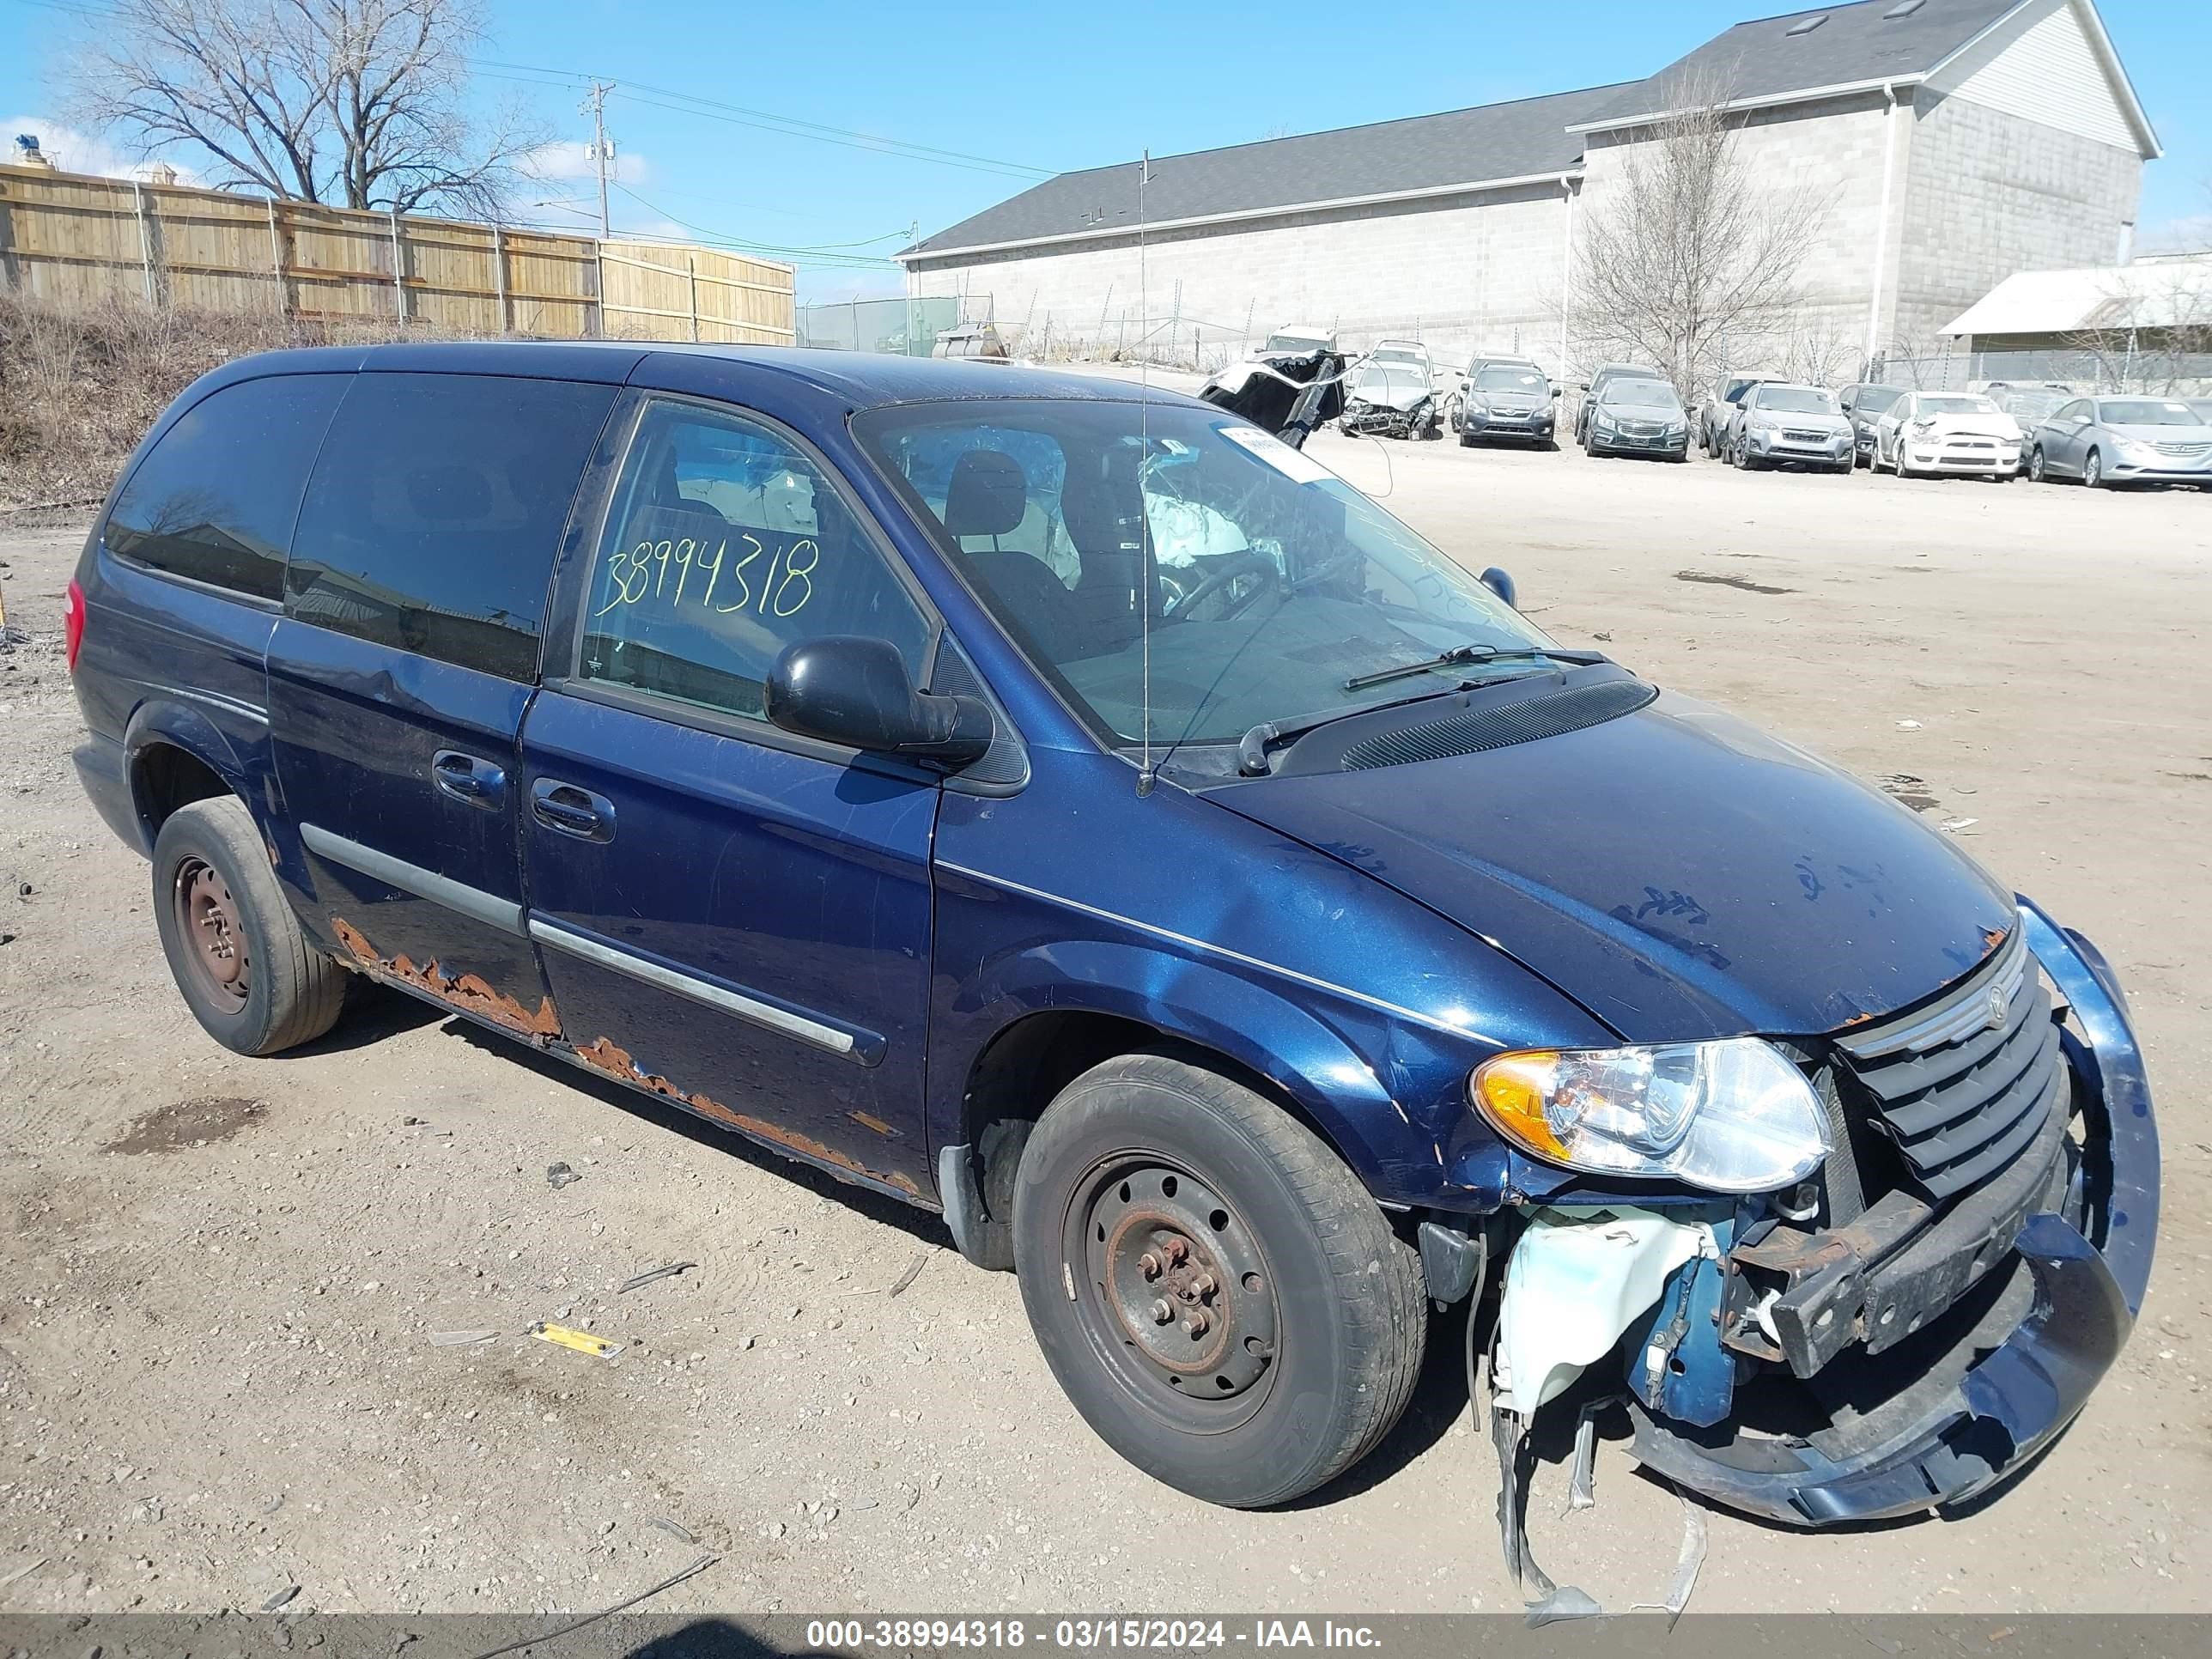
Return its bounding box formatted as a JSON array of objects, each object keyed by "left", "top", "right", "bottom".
[{"left": 1984, "top": 987, "right": 2009, "bottom": 1031}]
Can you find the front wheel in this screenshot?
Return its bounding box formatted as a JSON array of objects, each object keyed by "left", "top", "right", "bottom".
[
  {"left": 2028, "top": 446, "right": 2048, "bottom": 483},
  {"left": 1013, "top": 1054, "right": 1426, "bottom": 1509},
  {"left": 2084, "top": 448, "right": 2107, "bottom": 489}
]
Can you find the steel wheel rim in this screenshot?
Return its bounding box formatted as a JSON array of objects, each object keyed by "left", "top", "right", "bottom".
[
  {"left": 173, "top": 856, "right": 250, "bottom": 1012},
  {"left": 1062, "top": 1154, "right": 1280, "bottom": 1434}
]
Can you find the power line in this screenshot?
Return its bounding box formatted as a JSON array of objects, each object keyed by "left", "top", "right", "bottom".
[
  {"left": 476, "top": 58, "right": 1052, "bottom": 179},
  {"left": 610, "top": 185, "right": 905, "bottom": 272}
]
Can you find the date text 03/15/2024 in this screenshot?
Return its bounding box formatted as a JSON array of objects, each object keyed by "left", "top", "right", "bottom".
[{"left": 802, "top": 1620, "right": 1385, "bottom": 1650}]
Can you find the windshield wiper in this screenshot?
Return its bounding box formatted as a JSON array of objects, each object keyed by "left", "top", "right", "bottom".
[{"left": 1343, "top": 643, "right": 1601, "bottom": 692}]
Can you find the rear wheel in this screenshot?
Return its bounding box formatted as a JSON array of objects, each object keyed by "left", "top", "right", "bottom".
[
  {"left": 152, "top": 797, "right": 345, "bottom": 1055},
  {"left": 1013, "top": 1054, "right": 1426, "bottom": 1508}
]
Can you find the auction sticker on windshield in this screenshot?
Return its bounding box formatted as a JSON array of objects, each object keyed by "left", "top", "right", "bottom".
[{"left": 1217, "top": 423, "right": 1335, "bottom": 485}]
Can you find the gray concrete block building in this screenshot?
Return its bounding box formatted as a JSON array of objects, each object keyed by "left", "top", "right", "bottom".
[{"left": 896, "top": 0, "right": 2159, "bottom": 380}]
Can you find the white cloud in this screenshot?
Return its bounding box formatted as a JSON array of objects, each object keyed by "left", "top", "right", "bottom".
[
  {"left": 520, "top": 140, "right": 649, "bottom": 187},
  {"left": 2, "top": 116, "right": 203, "bottom": 185}
]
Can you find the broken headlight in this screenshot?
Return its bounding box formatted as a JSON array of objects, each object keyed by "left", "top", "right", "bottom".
[{"left": 1470, "top": 1038, "right": 1826, "bottom": 1192}]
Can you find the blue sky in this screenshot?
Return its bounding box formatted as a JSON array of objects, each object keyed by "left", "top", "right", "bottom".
[{"left": 3, "top": 0, "right": 2205, "bottom": 302}]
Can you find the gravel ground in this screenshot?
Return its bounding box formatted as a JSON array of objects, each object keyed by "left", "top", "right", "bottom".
[{"left": 1, "top": 435, "right": 2207, "bottom": 1619}]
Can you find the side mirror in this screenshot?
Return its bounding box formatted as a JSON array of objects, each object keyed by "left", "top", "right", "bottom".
[
  {"left": 766, "top": 636, "right": 994, "bottom": 766},
  {"left": 1549, "top": 386, "right": 1562, "bottom": 399},
  {"left": 1479, "top": 567, "right": 1519, "bottom": 610}
]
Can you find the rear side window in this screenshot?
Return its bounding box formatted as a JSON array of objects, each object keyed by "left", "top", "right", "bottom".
[
  {"left": 287, "top": 374, "right": 617, "bottom": 682},
  {"left": 105, "top": 375, "right": 348, "bottom": 600}
]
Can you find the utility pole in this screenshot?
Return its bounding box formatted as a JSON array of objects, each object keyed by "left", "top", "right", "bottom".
[{"left": 583, "top": 81, "right": 616, "bottom": 239}]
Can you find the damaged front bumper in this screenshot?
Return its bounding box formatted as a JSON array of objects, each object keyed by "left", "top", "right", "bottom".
[
  {"left": 1341, "top": 398, "right": 1433, "bottom": 438},
  {"left": 1626, "top": 898, "right": 2159, "bottom": 1526}
]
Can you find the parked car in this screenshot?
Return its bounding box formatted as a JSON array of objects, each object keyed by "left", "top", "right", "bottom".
[
  {"left": 1450, "top": 362, "right": 1559, "bottom": 447},
  {"left": 1983, "top": 385, "right": 2073, "bottom": 472},
  {"left": 1574, "top": 362, "right": 1667, "bottom": 444},
  {"left": 1726, "top": 383, "right": 1854, "bottom": 472},
  {"left": 1870, "top": 390, "right": 2021, "bottom": 479},
  {"left": 1340, "top": 344, "right": 1441, "bottom": 440},
  {"left": 1259, "top": 322, "right": 1336, "bottom": 356},
  {"left": 1699, "top": 375, "right": 1766, "bottom": 458},
  {"left": 2027, "top": 394, "right": 2212, "bottom": 488},
  {"left": 1836, "top": 382, "right": 1907, "bottom": 468},
  {"left": 1583, "top": 376, "right": 1690, "bottom": 459},
  {"left": 70, "top": 343, "right": 2156, "bottom": 1551},
  {"left": 932, "top": 324, "right": 1008, "bottom": 361}
]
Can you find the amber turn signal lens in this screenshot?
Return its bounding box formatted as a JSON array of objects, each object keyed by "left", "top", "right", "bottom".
[{"left": 1472, "top": 1051, "right": 1569, "bottom": 1161}]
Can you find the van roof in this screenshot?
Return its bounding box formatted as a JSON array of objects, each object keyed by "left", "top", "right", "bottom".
[{"left": 190, "top": 339, "right": 1212, "bottom": 410}]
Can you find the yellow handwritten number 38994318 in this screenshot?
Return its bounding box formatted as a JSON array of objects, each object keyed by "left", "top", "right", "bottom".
[{"left": 593, "top": 534, "right": 819, "bottom": 621}]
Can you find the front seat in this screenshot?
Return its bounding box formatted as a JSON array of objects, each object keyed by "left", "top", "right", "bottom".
[{"left": 942, "top": 449, "right": 1080, "bottom": 659}]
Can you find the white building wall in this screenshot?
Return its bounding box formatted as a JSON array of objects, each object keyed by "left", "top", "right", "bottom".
[
  {"left": 904, "top": 184, "right": 1579, "bottom": 375},
  {"left": 1890, "top": 91, "right": 2142, "bottom": 346},
  {"left": 1574, "top": 94, "right": 1907, "bottom": 382},
  {"left": 1927, "top": 0, "right": 2139, "bottom": 153}
]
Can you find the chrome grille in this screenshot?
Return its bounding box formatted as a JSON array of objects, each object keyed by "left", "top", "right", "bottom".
[
  {"left": 2154, "top": 441, "right": 2209, "bottom": 458},
  {"left": 1832, "top": 927, "right": 2062, "bottom": 1202},
  {"left": 1781, "top": 428, "right": 1829, "bottom": 443}
]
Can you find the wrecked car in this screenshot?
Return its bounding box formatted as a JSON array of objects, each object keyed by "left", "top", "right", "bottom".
[
  {"left": 71, "top": 344, "right": 2157, "bottom": 1602},
  {"left": 1340, "top": 341, "right": 1442, "bottom": 440}
]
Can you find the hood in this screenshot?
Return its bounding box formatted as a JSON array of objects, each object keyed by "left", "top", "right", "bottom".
[
  {"left": 2104, "top": 422, "right": 2211, "bottom": 446},
  {"left": 1911, "top": 411, "right": 2019, "bottom": 439},
  {"left": 1753, "top": 410, "right": 1850, "bottom": 434},
  {"left": 1209, "top": 688, "right": 2014, "bottom": 1043},
  {"left": 1352, "top": 369, "right": 1434, "bottom": 410}
]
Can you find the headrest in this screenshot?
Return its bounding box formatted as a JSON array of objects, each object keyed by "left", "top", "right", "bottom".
[{"left": 943, "top": 449, "right": 1027, "bottom": 538}]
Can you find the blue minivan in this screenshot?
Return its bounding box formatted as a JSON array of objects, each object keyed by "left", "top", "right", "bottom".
[{"left": 68, "top": 343, "right": 2155, "bottom": 1561}]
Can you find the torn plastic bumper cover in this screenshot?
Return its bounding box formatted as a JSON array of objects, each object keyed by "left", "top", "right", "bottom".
[{"left": 1628, "top": 900, "right": 2160, "bottom": 1527}]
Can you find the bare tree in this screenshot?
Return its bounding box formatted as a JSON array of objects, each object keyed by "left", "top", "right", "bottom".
[
  {"left": 1565, "top": 66, "right": 1828, "bottom": 398},
  {"left": 2061, "top": 261, "right": 2212, "bottom": 393},
  {"left": 64, "top": 0, "right": 545, "bottom": 219}
]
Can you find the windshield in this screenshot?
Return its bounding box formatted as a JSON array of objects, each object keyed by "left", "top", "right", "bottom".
[
  {"left": 1603, "top": 381, "right": 1684, "bottom": 412},
  {"left": 1920, "top": 395, "right": 1997, "bottom": 415},
  {"left": 1370, "top": 348, "right": 1425, "bottom": 367},
  {"left": 1853, "top": 386, "right": 1905, "bottom": 414},
  {"left": 1264, "top": 333, "right": 1326, "bottom": 353},
  {"left": 1476, "top": 367, "right": 1546, "bottom": 393},
  {"left": 1754, "top": 386, "right": 1838, "bottom": 414},
  {"left": 2100, "top": 399, "right": 2204, "bottom": 427},
  {"left": 854, "top": 401, "right": 1551, "bottom": 748}
]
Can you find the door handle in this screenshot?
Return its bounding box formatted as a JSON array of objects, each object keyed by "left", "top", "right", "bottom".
[
  {"left": 531, "top": 778, "right": 616, "bottom": 843},
  {"left": 433, "top": 749, "right": 507, "bottom": 810}
]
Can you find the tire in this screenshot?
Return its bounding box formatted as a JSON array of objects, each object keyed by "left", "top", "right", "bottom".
[
  {"left": 1734, "top": 437, "right": 1760, "bottom": 471},
  {"left": 152, "top": 796, "right": 346, "bottom": 1055},
  {"left": 1457, "top": 426, "right": 1476, "bottom": 448},
  {"left": 1012, "top": 1053, "right": 1426, "bottom": 1509},
  {"left": 2083, "top": 448, "right": 2106, "bottom": 489},
  {"left": 2028, "top": 447, "right": 2048, "bottom": 483}
]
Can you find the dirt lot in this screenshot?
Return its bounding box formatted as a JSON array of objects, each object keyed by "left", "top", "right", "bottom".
[{"left": 2, "top": 436, "right": 2209, "bottom": 1620}]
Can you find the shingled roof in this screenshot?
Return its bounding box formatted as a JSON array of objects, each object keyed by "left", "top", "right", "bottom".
[
  {"left": 902, "top": 0, "right": 2151, "bottom": 263},
  {"left": 1569, "top": 0, "right": 2022, "bottom": 129},
  {"left": 900, "top": 83, "right": 1629, "bottom": 261}
]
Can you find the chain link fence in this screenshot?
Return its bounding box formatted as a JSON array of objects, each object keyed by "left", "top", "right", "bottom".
[{"left": 1873, "top": 344, "right": 2212, "bottom": 395}]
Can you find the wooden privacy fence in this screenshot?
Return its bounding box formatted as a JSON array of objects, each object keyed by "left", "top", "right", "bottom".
[{"left": 0, "top": 162, "right": 795, "bottom": 344}]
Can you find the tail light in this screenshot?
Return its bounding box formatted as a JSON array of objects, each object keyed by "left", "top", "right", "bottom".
[{"left": 64, "top": 578, "right": 87, "bottom": 672}]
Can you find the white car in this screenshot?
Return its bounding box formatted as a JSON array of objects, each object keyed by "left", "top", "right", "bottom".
[
  {"left": 1340, "top": 339, "right": 1441, "bottom": 440},
  {"left": 1870, "top": 391, "right": 2022, "bottom": 479}
]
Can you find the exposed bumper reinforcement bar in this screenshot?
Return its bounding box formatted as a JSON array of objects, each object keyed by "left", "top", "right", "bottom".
[{"left": 1627, "top": 897, "right": 2160, "bottom": 1528}]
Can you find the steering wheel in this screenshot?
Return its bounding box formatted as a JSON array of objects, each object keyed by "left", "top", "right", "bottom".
[{"left": 1164, "top": 550, "right": 1282, "bottom": 620}]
